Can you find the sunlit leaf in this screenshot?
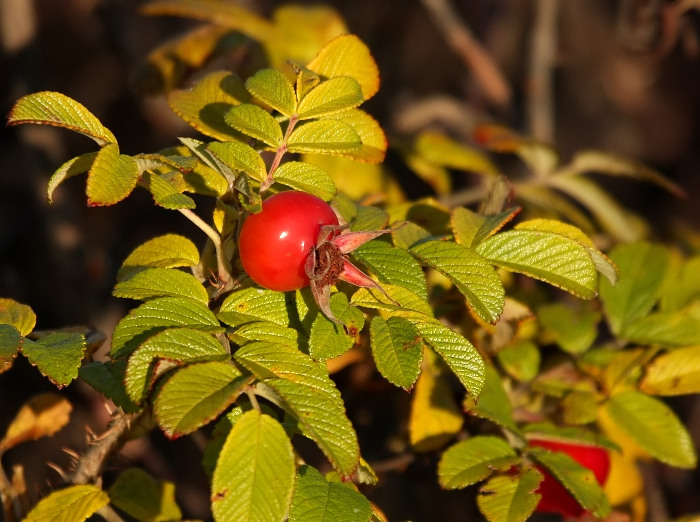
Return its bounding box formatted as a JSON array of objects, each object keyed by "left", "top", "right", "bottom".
[
  {"left": 477, "top": 469, "right": 543, "bottom": 522},
  {"left": 168, "top": 70, "right": 250, "bottom": 141},
  {"left": 0, "top": 298, "right": 36, "bottom": 336},
  {"left": 246, "top": 68, "right": 297, "bottom": 117},
  {"left": 288, "top": 465, "right": 372, "bottom": 522},
  {"left": 297, "top": 76, "right": 364, "bottom": 119},
  {"left": 0, "top": 325, "right": 20, "bottom": 373},
  {"left": 287, "top": 119, "right": 361, "bottom": 154},
  {"left": 604, "top": 391, "right": 697, "bottom": 468},
  {"left": 351, "top": 284, "right": 432, "bottom": 318},
  {"left": 463, "top": 364, "right": 518, "bottom": 433},
  {"left": 318, "top": 109, "right": 387, "bottom": 163},
  {"left": 497, "top": 340, "right": 540, "bottom": 383},
  {"left": 350, "top": 205, "right": 389, "bottom": 232},
  {"left": 411, "top": 240, "right": 504, "bottom": 324},
  {"left": 155, "top": 361, "right": 250, "bottom": 438},
  {"left": 561, "top": 390, "right": 599, "bottom": 425},
  {"left": 47, "top": 152, "right": 97, "bottom": 203},
  {"left": 476, "top": 230, "right": 598, "bottom": 299},
  {"left": 599, "top": 242, "right": 671, "bottom": 334},
  {"left": 229, "top": 321, "right": 298, "bottom": 346},
  {"left": 8, "top": 91, "right": 116, "bottom": 146},
  {"left": 225, "top": 103, "right": 283, "bottom": 147},
  {"left": 0, "top": 393, "right": 72, "bottom": 453},
  {"left": 273, "top": 161, "right": 336, "bottom": 201},
  {"left": 661, "top": 255, "right": 700, "bottom": 313},
  {"left": 273, "top": 4, "right": 347, "bottom": 64},
  {"left": 370, "top": 316, "right": 423, "bottom": 390},
  {"left": 218, "top": 288, "right": 290, "bottom": 327},
  {"left": 108, "top": 468, "right": 182, "bottom": 522},
  {"left": 538, "top": 302, "right": 600, "bottom": 354},
  {"left": 621, "top": 304, "right": 700, "bottom": 346},
  {"left": 141, "top": 171, "right": 196, "bottom": 209},
  {"left": 438, "top": 436, "right": 518, "bottom": 489},
  {"left": 211, "top": 410, "right": 295, "bottom": 522},
  {"left": 642, "top": 346, "right": 700, "bottom": 396},
  {"left": 451, "top": 206, "right": 520, "bottom": 248},
  {"left": 113, "top": 267, "right": 209, "bottom": 303},
  {"left": 111, "top": 298, "right": 222, "bottom": 359},
  {"left": 86, "top": 143, "right": 139, "bottom": 206},
  {"left": 415, "top": 131, "right": 498, "bottom": 175},
  {"left": 309, "top": 293, "right": 364, "bottom": 361},
  {"left": 207, "top": 140, "right": 267, "bottom": 182},
  {"left": 307, "top": 35, "right": 379, "bottom": 100},
  {"left": 21, "top": 333, "right": 87, "bottom": 388},
  {"left": 24, "top": 484, "right": 109, "bottom": 522},
  {"left": 117, "top": 234, "right": 200, "bottom": 282},
  {"left": 79, "top": 360, "right": 140, "bottom": 413}
]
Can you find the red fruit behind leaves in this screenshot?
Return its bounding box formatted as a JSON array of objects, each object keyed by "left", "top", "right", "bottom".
[{"left": 529, "top": 438, "right": 611, "bottom": 518}]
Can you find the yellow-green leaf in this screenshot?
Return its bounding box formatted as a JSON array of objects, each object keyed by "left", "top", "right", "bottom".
[
  {"left": 370, "top": 316, "right": 423, "bottom": 390},
  {"left": 451, "top": 206, "right": 520, "bottom": 248},
  {"left": 207, "top": 140, "right": 267, "bottom": 182},
  {"left": 477, "top": 469, "right": 542, "bottom": 522},
  {"left": 47, "top": 152, "right": 97, "bottom": 203},
  {"left": 463, "top": 364, "right": 518, "bottom": 433},
  {"left": 0, "top": 393, "right": 72, "bottom": 453},
  {"left": 307, "top": 35, "right": 380, "bottom": 100},
  {"left": 8, "top": 91, "right": 116, "bottom": 146},
  {"left": 438, "top": 436, "right": 518, "bottom": 489},
  {"left": 211, "top": 410, "right": 295, "bottom": 522},
  {"left": 141, "top": 171, "right": 196, "bottom": 209},
  {"left": 297, "top": 76, "right": 364, "bottom": 120},
  {"left": 319, "top": 109, "right": 387, "bottom": 163},
  {"left": 538, "top": 302, "right": 601, "bottom": 354},
  {"left": 641, "top": 346, "right": 700, "bottom": 396},
  {"left": 108, "top": 468, "right": 182, "bottom": 522},
  {"left": 24, "top": 484, "right": 109, "bottom": 522},
  {"left": 414, "top": 131, "right": 498, "bottom": 175},
  {"left": 113, "top": 267, "right": 209, "bottom": 303},
  {"left": 225, "top": 103, "right": 283, "bottom": 147},
  {"left": 117, "top": 234, "right": 200, "bottom": 282},
  {"left": 0, "top": 298, "right": 36, "bottom": 336},
  {"left": 21, "top": 333, "right": 87, "bottom": 388},
  {"left": 246, "top": 68, "right": 297, "bottom": 117},
  {"left": 218, "top": 288, "right": 290, "bottom": 327},
  {"left": 168, "top": 71, "right": 250, "bottom": 141},
  {"left": 0, "top": 325, "right": 20, "bottom": 373},
  {"left": 273, "top": 161, "right": 336, "bottom": 201},
  {"left": 86, "top": 143, "right": 139, "bottom": 206},
  {"left": 476, "top": 230, "right": 598, "bottom": 299},
  {"left": 287, "top": 119, "right": 361, "bottom": 154}
]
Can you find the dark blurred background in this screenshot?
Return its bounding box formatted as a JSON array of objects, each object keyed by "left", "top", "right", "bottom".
[{"left": 1, "top": 1, "right": 700, "bottom": 520}]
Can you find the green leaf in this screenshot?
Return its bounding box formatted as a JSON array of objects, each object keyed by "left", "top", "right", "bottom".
[
  {"left": 79, "top": 360, "right": 140, "bottom": 413},
  {"left": 642, "top": 346, "right": 700, "bottom": 396},
  {"left": 111, "top": 298, "right": 223, "bottom": 359},
  {"left": 21, "top": 333, "right": 86, "bottom": 388},
  {"left": 8, "top": 91, "right": 116, "bottom": 146},
  {"left": 477, "top": 469, "right": 543, "bottom": 522},
  {"left": 154, "top": 361, "right": 250, "bottom": 438},
  {"left": 47, "top": 152, "right": 97, "bottom": 203},
  {"left": 604, "top": 391, "right": 697, "bottom": 468},
  {"left": 287, "top": 119, "right": 361, "bottom": 154},
  {"left": 141, "top": 171, "right": 196, "bottom": 209},
  {"left": 0, "top": 298, "right": 36, "bottom": 336},
  {"left": 475, "top": 230, "right": 598, "bottom": 299},
  {"left": 350, "top": 206, "right": 389, "bottom": 232},
  {"left": 0, "top": 325, "right": 20, "bottom": 372},
  {"left": 538, "top": 303, "right": 600, "bottom": 354},
  {"left": 207, "top": 140, "right": 267, "bottom": 182},
  {"left": 212, "top": 410, "right": 295, "bottom": 522},
  {"left": 496, "top": 340, "right": 540, "bottom": 383},
  {"left": 319, "top": 109, "right": 387, "bottom": 163},
  {"left": 235, "top": 341, "right": 359, "bottom": 475},
  {"left": 297, "top": 76, "right": 364, "bottom": 120},
  {"left": 411, "top": 240, "right": 504, "bottom": 324},
  {"left": 350, "top": 284, "right": 433, "bottom": 318},
  {"left": 309, "top": 293, "right": 364, "bottom": 361},
  {"left": 113, "top": 267, "right": 209, "bottom": 303},
  {"left": 352, "top": 240, "right": 428, "bottom": 300},
  {"left": 124, "top": 327, "right": 228, "bottom": 403},
  {"left": 225, "top": 104, "right": 283, "bottom": 147},
  {"left": 463, "top": 364, "right": 518, "bottom": 433},
  {"left": 108, "top": 468, "right": 182, "bottom": 522},
  {"left": 273, "top": 161, "right": 336, "bottom": 201},
  {"left": 661, "top": 255, "right": 700, "bottom": 312},
  {"left": 24, "top": 484, "right": 109, "bottom": 522},
  {"left": 621, "top": 304, "right": 700, "bottom": 346},
  {"left": 218, "top": 288, "right": 290, "bottom": 327},
  {"left": 85, "top": 143, "right": 139, "bottom": 206},
  {"left": 289, "top": 465, "right": 372, "bottom": 522},
  {"left": 370, "top": 316, "right": 422, "bottom": 390},
  {"left": 529, "top": 448, "right": 611, "bottom": 518},
  {"left": 414, "top": 131, "right": 498, "bottom": 175},
  {"left": 245, "top": 68, "right": 297, "bottom": 117},
  {"left": 599, "top": 242, "right": 671, "bottom": 334},
  {"left": 168, "top": 71, "right": 250, "bottom": 141},
  {"left": 451, "top": 206, "right": 520, "bottom": 248},
  {"left": 229, "top": 321, "right": 298, "bottom": 346},
  {"left": 307, "top": 35, "right": 380, "bottom": 100},
  {"left": 117, "top": 234, "right": 200, "bottom": 281},
  {"left": 415, "top": 320, "right": 485, "bottom": 397},
  {"left": 202, "top": 407, "right": 245, "bottom": 478},
  {"left": 561, "top": 391, "right": 599, "bottom": 425},
  {"left": 439, "top": 436, "right": 518, "bottom": 489}
]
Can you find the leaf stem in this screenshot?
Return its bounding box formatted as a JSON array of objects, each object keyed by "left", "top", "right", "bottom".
[
  {"left": 178, "top": 208, "right": 233, "bottom": 287},
  {"left": 260, "top": 115, "right": 299, "bottom": 193}
]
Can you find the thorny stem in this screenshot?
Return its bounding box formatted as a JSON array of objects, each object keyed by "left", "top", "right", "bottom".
[
  {"left": 177, "top": 208, "right": 233, "bottom": 289},
  {"left": 260, "top": 115, "right": 299, "bottom": 193}
]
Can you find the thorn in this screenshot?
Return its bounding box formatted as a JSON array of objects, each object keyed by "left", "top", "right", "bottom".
[
  {"left": 62, "top": 447, "right": 81, "bottom": 460},
  {"left": 46, "top": 462, "right": 68, "bottom": 481}
]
